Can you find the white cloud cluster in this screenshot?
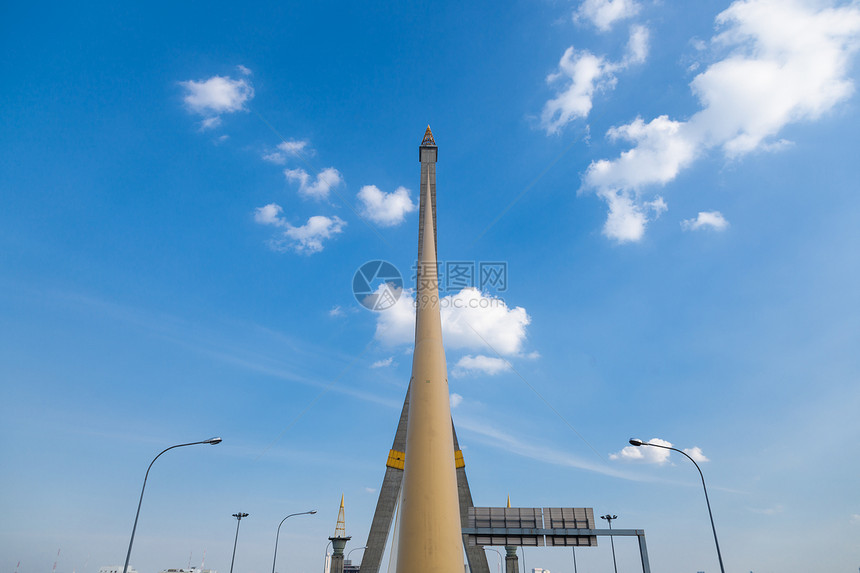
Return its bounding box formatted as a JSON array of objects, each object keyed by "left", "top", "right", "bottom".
[
  {"left": 449, "top": 393, "right": 464, "bottom": 408},
  {"left": 610, "top": 438, "right": 673, "bottom": 464},
  {"left": 681, "top": 210, "right": 729, "bottom": 231},
  {"left": 263, "top": 140, "right": 311, "bottom": 164},
  {"left": 452, "top": 355, "right": 511, "bottom": 377},
  {"left": 575, "top": 0, "right": 641, "bottom": 31},
  {"left": 180, "top": 73, "right": 254, "bottom": 130},
  {"left": 284, "top": 167, "right": 343, "bottom": 200},
  {"left": 253, "top": 203, "right": 346, "bottom": 254},
  {"left": 584, "top": 0, "right": 860, "bottom": 242},
  {"left": 374, "top": 287, "right": 532, "bottom": 376},
  {"left": 683, "top": 446, "right": 709, "bottom": 462},
  {"left": 371, "top": 357, "right": 394, "bottom": 368},
  {"left": 541, "top": 25, "right": 650, "bottom": 134},
  {"left": 610, "top": 438, "right": 710, "bottom": 464},
  {"left": 357, "top": 185, "right": 417, "bottom": 227}
]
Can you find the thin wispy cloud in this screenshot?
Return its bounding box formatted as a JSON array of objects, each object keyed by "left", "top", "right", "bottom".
[
  {"left": 371, "top": 357, "right": 394, "bottom": 369},
  {"left": 582, "top": 0, "right": 860, "bottom": 242},
  {"left": 456, "top": 416, "right": 644, "bottom": 481}
]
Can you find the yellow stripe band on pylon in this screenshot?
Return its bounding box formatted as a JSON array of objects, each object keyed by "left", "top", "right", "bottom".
[
  {"left": 455, "top": 450, "right": 465, "bottom": 468},
  {"left": 387, "top": 449, "right": 406, "bottom": 470}
]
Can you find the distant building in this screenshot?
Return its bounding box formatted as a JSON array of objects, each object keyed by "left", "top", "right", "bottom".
[
  {"left": 100, "top": 566, "right": 137, "bottom": 573},
  {"left": 159, "top": 567, "right": 217, "bottom": 573},
  {"left": 532, "top": 568, "right": 550, "bottom": 573},
  {"left": 343, "top": 560, "right": 359, "bottom": 573}
]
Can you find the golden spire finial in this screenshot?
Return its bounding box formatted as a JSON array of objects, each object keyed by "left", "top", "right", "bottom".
[
  {"left": 507, "top": 495, "right": 511, "bottom": 508},
  {"left": 334, "top": 493, "right": 346, "bottom": 537},
  {"left": 421, "top": 125, "right": 436, "bottom": 146}
]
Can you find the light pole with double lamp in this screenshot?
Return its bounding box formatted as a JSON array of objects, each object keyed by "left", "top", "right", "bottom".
[
  {"left": 600, "top": 514, "right": 619, "bottom": 573},
  {"left": 122, "top": 437, "right": 222, "bottom": 573},
  {"left": 272, "top": 511, "right": 317, "bottom": 573},
  {"left": 628, "top": 438, "right": 725, "bottom": 573},
  {"left": 229, "top": 512, "right": 249, "bottom": 573}
]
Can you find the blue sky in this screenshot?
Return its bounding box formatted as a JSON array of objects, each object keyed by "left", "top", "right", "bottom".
[{"left": 2, "top": 1, "right": 860, "bottom": 572}]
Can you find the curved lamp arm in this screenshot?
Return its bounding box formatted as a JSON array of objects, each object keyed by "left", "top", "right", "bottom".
[
  {"left": 628, "top": 438, "right": 725, "bottom": 573},
  {"left": 272, "top": 510, "right": 317, "bottom": 573},
  {"left": 122, "top": 438, "right": 222, "bottom": 573}
]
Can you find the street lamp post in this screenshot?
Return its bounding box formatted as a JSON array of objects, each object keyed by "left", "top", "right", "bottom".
[
  {"left": 600, "top": 514, "right": 619, "bottom": 573},
  {"left": 322, "top": 540, "right": 333, "bottom": 573},
  {"left": 484, "top": 548, "right": 502, "bottom": 573},
  {"left": 628, "top": 438, "right": 725, "bottom": 573},
  {"left": 346, "top": 546, "right": 367, "bottom": 566},
  {"left": 272, "top": 511, "right": 317, "bottom": 573},
  {"left": 229, "top": 512, "right": 249, "bottom": 573},
  {"left": 122, "top": 437, "right": 222, "bottom": 573}
]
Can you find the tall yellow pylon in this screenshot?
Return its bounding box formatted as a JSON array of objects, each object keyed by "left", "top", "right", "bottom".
[{"left": 394, "top": 126, "right": 463, "bottom": 573}]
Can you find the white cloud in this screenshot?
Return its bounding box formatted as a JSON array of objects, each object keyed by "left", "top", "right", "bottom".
[
  {"left": 263, "top": 140, "right": 311, "bottom": 164},
  {"left": 599, "top": 189, "right": 667, "bottom": 243},
  {"left": 441, "top": 288, "right": 531, "bottom": 355},
  {"left": 357, "top": 185, "right": 417, "bottom": 227},
  {"left": 329, "top": 305, "right": 344, "bottom": 317},
  {"left": 237, "top": 65, "right": 252, "bottom": 76},
  {"left": 373, "top": 288, "right": 416, "bottom": 347},
  {"left": 583, "top": 0, "right": 860, "bottom": 241},
  {"left": 180, "top": 74, "right": 254, "bottom": 115},
  {"left": 449, "top": 393, "right": 463, "bottom": 408},
  {"left": 374, "top": 287, "right": 531, "bottom": 357},
  {"left": 541, "top": 26, "right": 649, "bottom": 135},
  {"left": 610, "top": 438, "right": 673, "bottom": 464},
  {"left": 371, "top": 357, "right": 394, "bottom": 369},
  {"left": 683, "top": 446, "right": 710, "bottom": 462},
  {"left": 681, "top": 211, "right": 730, "bottom": 231},
  {"left": 285, "top": 167, "right": 343, "bottom": 200},
  {"left": 254, "top": 204, "right": 346, "bottom": 254},
  {"left": 851, "top": 513, "right": 860, "bottom": 523},
  {"left": 254, "top": 203, "right": 287, "bottom": 226},
  {"left": 452, "top": 355, "right": 512, "bottom": 377},
  {"left": 365, "top": 487, "right": 377, "bottom": 494},
  {"left": 262, "top": 151, "right": 285, "bottom": 164},
  {"left": 625, "top": 24, "right": 650, "bottom": 64},
  {"left": 575, "top": 0, "right": 641, "bottom": 31},
  {"left": 199, "top": 116, "right": 222, "bottom": 131},
  {"left": 278, "top": 139, "right": 309, "bottom": 155},
  {"left": 282, "top": 215, "right": 346, "bottom": 253},
  {"left": 542, "top": 48, "right": 615, "bottom": 134}
]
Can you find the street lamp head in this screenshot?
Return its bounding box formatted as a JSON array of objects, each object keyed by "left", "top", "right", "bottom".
[
  {"left": 310, "top": 510, "right": 318, "bottom": 514},
  {"left": 629, "top": 438, "right": 644, "bottom": 446},
  {"left": 207, "top": 437, "right": 223, "bottom": 445}
]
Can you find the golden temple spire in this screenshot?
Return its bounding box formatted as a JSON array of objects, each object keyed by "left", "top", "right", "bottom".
[
  {"left": 334, "top": 493, "right": 346, "bottom": 537},
  {"left": 421, "top": 125, "right": 436, "bottom": 147}
]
